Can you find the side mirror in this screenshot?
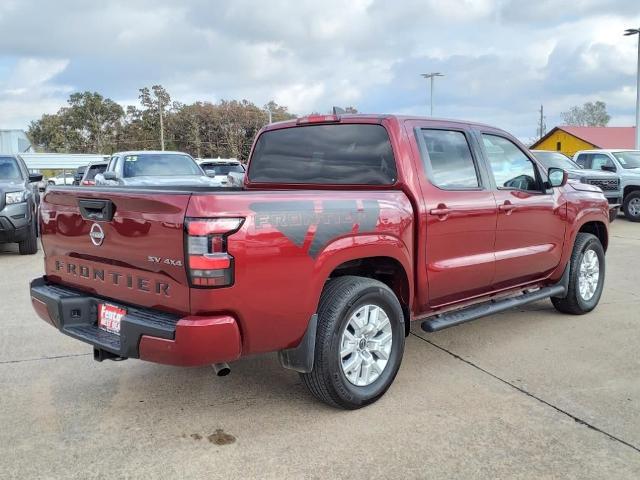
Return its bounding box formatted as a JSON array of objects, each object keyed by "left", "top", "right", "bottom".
[
  {"left": 103, "top": 171, "right": 117, "bottom": 181},
  {"left": 601, "top": 165, "right": 616, "bottom": 173},
  {"left": 29, "top": 173, "right": 43, "bottom": 182},
  {"left": 204, "top": 169, "right": 216, "bottom": 177},
  {"left": 548, "top": 167, "right": 568, "bottom": 188}
]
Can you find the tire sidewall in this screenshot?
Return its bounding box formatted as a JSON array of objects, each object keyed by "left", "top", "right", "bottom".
[
  {"left": 572, "top": 237, "right": 605, "bottom": 311},
  {"left": 623, "top": 192, "right": 640, "bottom": 221},
  {"left": 327, "top": 286, "right": 404, "bottom": 407}
]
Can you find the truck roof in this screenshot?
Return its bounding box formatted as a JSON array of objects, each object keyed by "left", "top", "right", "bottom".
[
  {"left": 575, "top": 149, "right": 640, "bottom": 154},
  {"left": 265, "top": 114, "right": 498, "bottom": 131}
]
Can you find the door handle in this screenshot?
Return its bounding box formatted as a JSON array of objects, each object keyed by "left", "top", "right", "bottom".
[
  {"left": 498, "top": 202, "right": 516, "bottom": 213},
  {"left": 429, "top": 207, "right": 451, "bottom": 216}
]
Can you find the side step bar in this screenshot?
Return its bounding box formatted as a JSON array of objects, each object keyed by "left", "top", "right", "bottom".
[{"left": 421, "top": 283, "right": 567, "bottom": 333}]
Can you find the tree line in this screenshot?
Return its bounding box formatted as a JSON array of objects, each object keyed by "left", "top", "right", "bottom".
[{"left": 27, "top": 85, "right": 297, "bottom": 161}]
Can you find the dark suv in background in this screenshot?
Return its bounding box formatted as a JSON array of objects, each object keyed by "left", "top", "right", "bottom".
[
  {"left": 79, "top": 161, "right": 108, "bottom": 186},
  {"left": 0, "top": 155, "right": 42, "bottom": 254},
  {"left": 73, "top": 166, "right": 87, "bottom": 186}
]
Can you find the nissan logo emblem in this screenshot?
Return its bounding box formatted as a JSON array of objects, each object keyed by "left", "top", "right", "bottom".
[{"left": 89, "top": 223, "right": 105, "bottom": 246}]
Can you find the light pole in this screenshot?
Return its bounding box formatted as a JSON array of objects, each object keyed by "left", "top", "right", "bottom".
[
  {"left": 421, "top": 72, "right": 444, "bottom": 116},
  {"left": 625, "top": 28, "right": 640, "bottom": 149}
]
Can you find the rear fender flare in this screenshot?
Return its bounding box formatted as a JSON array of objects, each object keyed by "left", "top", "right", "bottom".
[{"left": 279, "top": 235, "right": 412, "bottom": 373}]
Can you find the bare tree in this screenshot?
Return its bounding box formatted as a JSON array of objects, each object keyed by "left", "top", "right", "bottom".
[{"left": 561, "top": 101, "right": 610, "bottom": 127}]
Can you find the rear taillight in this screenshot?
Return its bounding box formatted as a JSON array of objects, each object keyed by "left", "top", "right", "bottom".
[
  {"left": 185, "top": 217, "right": 243, "bottom": 288},
  {"left": 81, "top": 180, "right": 95, "bottom": 186}
]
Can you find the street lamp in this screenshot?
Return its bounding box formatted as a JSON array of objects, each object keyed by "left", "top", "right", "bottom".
[
  {"left": 421, "top": 72, "right": 444, "bottom": 116},
  {"left": 625, "top": 28, "right": 640, "bottom": 149}
]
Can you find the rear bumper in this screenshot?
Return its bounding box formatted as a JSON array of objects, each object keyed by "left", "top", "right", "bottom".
[{"left": 30, "top": 277, "right": 242, "bottom": 366}]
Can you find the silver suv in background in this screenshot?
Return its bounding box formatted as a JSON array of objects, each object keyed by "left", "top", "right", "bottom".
[
  {"left": 95, "top": 151, "right": 219, "bottom": 187},
  {"left": 531, "top": 150, "right": 622, "bottom": 221},
  {"left": 573, "top": 150, "right": 640, "bottom": 222}
]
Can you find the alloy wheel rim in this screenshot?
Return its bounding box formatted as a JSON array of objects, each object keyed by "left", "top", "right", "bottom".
[
  {"left": 340, "top": 304, "right": 393, "bottom": 387},
  {"left": 578, "top": 249, "right": 600, "bottom": 301},
  {"left": 629, "top": 198, "right": 640, "bottom": 217}
]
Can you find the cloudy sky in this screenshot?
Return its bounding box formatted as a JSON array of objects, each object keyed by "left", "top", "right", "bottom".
[{"left": 0, "top": 0, "right": 639, "bottom": 139}]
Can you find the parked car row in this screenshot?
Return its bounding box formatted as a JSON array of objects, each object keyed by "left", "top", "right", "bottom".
[
  {"left": 531, "top": 150, "right": 622, "bottom": 221},
  {"left": 573, "top": 149, "right": 640, "bottom": 222},
  {"left": 530, "top": 149, "right": 640, "bottom": 222}
]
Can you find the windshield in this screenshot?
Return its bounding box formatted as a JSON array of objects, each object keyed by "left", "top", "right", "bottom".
[
  {"left": 612, "top": 151, "right": 640, "bottom": 169},
  {"left": 85, "top": 164, "right": 107, "bottom": 180},
  {"left": 122, "top": 154, "right": 201, "bottom": 177},
  {"left": 531, "top": 151, "right": 578, "bottom": 170},
  {"left": 248, "top": 124, "right": 397, "bottom": 185},
  {"left": 0, "top": 156, "right": 23, "bottom": 180},
  {"left": 202, "top": 164, "right": 244, "bottom": 175}
]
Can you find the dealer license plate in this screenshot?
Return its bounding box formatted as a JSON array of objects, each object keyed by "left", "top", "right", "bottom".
[{"left": 98, "top": 303, "right": 126, "bottom": 335}]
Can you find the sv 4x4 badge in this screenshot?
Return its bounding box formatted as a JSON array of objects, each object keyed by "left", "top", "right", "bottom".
[{"left": 148, "top": 256, "right": 183, "bottom": 267}]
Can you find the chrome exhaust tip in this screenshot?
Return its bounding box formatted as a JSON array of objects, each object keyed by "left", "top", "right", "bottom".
[{"left": 212, "top": 363, "right": 231, "bottom": 377}]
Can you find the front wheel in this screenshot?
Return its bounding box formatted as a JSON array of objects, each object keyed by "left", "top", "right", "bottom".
[
  {"left": 623, "top": 191, "right": 640, "bottom": 222},
  {"left": 301, "top": 276, "right": 405, "bottom": 409},
  {"left": 18, "top": 219, "right": 38, "bottom": 255},
  {"left": 551, "top": 233, "right": 605, "bottom": 314}
]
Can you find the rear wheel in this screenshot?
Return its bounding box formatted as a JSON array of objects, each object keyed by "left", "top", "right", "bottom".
[
  {"left": 623, "top": 191, "right": 640, "bottom": 222},
  {"left": 18, "top": 218, "right": 38, "bottom": 255},
  {"left": 551, "top": 233, "right": 604, "bottom": 314},
  {"left": 300, "top": 276, "right": 405, "bottom": 409}
]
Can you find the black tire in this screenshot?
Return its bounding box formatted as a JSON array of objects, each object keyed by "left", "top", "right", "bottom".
[
  {"left": 300, "top": 276, "right": 405, "bottom": 409},
  {"left": 551, "top": 233, "right": 604, "bottom": 315},
  {"left": 18, "top": 218, "right": 38, "bottom": 255},
  {"left": 623, "top": 191, "right": 640, "bottom": 222}
]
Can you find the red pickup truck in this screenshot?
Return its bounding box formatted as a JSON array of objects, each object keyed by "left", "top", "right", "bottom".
[{"left": 30, "top": 114, "right": 609, "bottom": 409}]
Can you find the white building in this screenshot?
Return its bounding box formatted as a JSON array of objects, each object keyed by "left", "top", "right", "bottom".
[{"left": 0, "top": 129, "right": 34, "bottom": 154}]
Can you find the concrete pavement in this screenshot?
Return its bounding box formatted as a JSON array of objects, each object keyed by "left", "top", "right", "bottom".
[{"left": 1, "top": 220, "right": 639, "bottom": 479}]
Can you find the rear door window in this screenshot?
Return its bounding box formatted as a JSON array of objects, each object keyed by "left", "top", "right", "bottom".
[
  {"left": 248, "top": 124, "right": 397, "bottom": 185},
  {"left": 417, "top": 129, "right": 480, "bottom": 189}
]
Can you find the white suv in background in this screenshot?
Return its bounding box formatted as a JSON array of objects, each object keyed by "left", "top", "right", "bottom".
[
  {"left": 573, "top": 149, "right": 640, "bottom": 222},
  {"left": 198, "top": 158, "right": 245, "bottom": 186}
]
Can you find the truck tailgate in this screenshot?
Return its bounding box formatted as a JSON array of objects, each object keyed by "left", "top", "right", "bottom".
[{"left": 40, "top": 188, "right": 191, "bottom": 315}]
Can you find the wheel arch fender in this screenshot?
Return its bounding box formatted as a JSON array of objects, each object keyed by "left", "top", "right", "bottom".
[
  {"left": 310, "top": 234, "right": 413, "bottom": 313},
  {"left": 279, "top": 234, "right": 413, "bottom": 373}
]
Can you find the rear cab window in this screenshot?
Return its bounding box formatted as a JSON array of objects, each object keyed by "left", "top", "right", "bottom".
[{"left": 248, "top": 124, "right": 397, "bottom": 185}]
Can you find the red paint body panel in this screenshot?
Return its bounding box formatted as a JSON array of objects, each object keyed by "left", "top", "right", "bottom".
[
  {"left": 186, "top": 190, "right": 414, "bottom": 355},
  {"left": 35, "top": 115, "right": 610, "bottom": 366},
  {"left": 139, "top": 316, "right": 241, "bottom": 366}
]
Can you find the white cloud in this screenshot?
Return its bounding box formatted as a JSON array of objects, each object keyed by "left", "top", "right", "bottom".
[
  {"left": 0, "top": 0, "right": 638, "bottom": 136},
  {"left": 0, "top": 58, "right": 72, "bottom": 128}
]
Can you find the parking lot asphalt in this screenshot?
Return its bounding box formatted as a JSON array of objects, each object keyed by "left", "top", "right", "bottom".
[{"left": 1, "top": 220, "right": 639, "bottom": 479}]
